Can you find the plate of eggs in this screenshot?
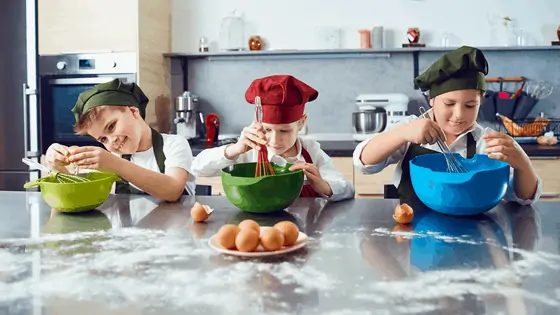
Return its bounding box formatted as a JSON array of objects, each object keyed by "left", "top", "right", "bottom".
[{"left": 208, "top": 219, "right": 308, "bottom": 257}]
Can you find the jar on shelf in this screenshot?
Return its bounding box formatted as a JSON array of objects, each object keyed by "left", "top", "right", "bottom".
[
  {"left": 248, "top": 36, "right": 264, "bottom": 51},
  {"left": 218, "top": 10, "right": 246, "bottom": 51}
]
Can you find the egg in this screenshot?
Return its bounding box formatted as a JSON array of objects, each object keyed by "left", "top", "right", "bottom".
[
  {"left": 190, "top": 202, "right": 213, "bottom": 222},
  {"left": 259, "top": 227, "right": 285, "bottom": 251},
  {"left": 548, "top": 137, "right": 558, "bottom": 145},
  {"left": 393, "top": 203, "right": 414, "bottom": 224},
  {"left": 537, "top": 136, "right": 548, "bottom": 145},
  {"left": 216, "top": 224, "right": 240, "bottom": 249},
  {"left": 273, "top": 221, "right": 299, "bottom": 246},
  {"left": 238, "top": 219, "right": 260, "bottom": 234},
  {"left": 235, "top": 229, "right": 260, "bottom": 252}
]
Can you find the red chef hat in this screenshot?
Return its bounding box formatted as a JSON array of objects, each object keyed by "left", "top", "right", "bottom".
[{"left": 245, "top": 75, "right": 318, "bottom": 124}]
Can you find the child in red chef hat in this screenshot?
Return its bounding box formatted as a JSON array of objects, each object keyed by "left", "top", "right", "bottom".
[{"left": 192, "top": 74, "right": 355, "bottom": 201}]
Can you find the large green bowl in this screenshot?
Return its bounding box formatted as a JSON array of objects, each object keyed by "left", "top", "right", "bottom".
[
  {"left": 23, "top": 172, "right": 120, "bottom": 213},
  {"left": 221, "top": 162, "right": 304, "bottom": 213}
]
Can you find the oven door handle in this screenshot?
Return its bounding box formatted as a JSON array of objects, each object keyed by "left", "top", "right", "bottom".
[
  {"left": 48, "top": 77, "right": 127, "bottom": 85},
  {"left": 22, "top": 82, "right": 39, "bottom": 159}
]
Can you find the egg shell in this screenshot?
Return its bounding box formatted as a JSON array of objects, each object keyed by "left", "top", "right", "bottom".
[
  {"left": 393, "top": 203, "right": 414, "bottom": 224},
  {"left": 548, "top": 137, "right": 558, "bottom": 145},
  {"left": 260, "top": 227, "right": 285, "bottom": 251},
  {"left": 216, "top": 224, "right": 240, "bottom": 249},
  {"left": 273, "top": 221, "right": 299, "bottom": 246},
  {"left": 191, "top": 202, "right": 210, "bottom": 222},
  {"left": 235, "top": 229, "right": 260, "bottom": 252},
  {"left": 238, "top": 219, "right": 260, "bottom": 234}
]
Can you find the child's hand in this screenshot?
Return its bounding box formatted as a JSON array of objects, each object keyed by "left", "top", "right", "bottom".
[
  {"left": 289, "top": 161, "right": 333, "bottom": 197},
  {"left": 67, "top": 146, "right": 118, "bottom": 172},
  {"left": 226, "top": 121, "right": 268, "bottom": 158},
  {"left": 398, "top": 118, "right": 447, "bottom": 145},
  {"left": 483, "top": 132, "right": 531, "bottom": 170},
  {"left": 45, "top": 143, "right": 69, "bottom": 169}
]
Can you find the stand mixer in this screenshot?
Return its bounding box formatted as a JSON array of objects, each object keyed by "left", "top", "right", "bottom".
[
  {"left": 175, "top": 91, "right": 204, "bottom": 140},
  {"left": 352, "top": 93, "right": 409, "bottom": 141}
]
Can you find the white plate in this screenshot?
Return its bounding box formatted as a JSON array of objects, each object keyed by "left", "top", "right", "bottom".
[{"left": 208, "top": 226, "right": 308, "bottom": 257}]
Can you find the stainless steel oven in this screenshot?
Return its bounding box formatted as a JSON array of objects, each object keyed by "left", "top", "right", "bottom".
[{"left": 38, "top": 52, "right": 137, "bottom": 152}]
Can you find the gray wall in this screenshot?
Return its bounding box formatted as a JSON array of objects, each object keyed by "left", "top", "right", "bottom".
[{"left": 170, "top": 49, "right": 560, "bottom": 135}]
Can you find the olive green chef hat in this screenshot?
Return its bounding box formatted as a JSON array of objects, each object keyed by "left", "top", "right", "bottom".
[
  {"left": 414, "top": 46, "right": 489, "bottom": 99},
  {"left": 71, "top": 79, "right": 149, "bottom": 122}
]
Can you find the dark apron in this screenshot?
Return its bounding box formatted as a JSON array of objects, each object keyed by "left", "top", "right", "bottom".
[
  {"left": 300, "top": 147, "right": 323, "bottom": 198},
  {"left": 397, "top": 132, "right": 476, "bottom": 203},
  {"left": 115, "top": 128, "right": 189, "bottom": 196}
]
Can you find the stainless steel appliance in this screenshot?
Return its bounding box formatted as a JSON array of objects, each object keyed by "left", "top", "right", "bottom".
[
  {"left": 0, "top": 0, "right": 40, "bottom": 191},
  {"left": 174, "top": 91, "right": 205, "bottom": 139},
  {"left": 39, "top": 52, "right": 137, "bottom": 150},
  {"left": 353, "top": 93, "right": 409, "bottom": 141},
  {"left": 352, "top": 109, "right": 387, "bottom": 135}
]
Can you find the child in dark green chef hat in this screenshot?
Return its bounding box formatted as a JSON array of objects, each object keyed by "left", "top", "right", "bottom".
[
  {"left": 353, "top": 46, "right": 541, "bottom": 205},
  {"left": 44, "top": 79, "right": 196, "bottom": 201}
]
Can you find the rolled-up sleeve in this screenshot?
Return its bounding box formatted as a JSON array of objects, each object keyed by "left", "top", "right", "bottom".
[
  {"left": 191, "top": 145, "right": 239, "bottom": 177},
  {"left": 352, "top": 134, "right": 409, "bottom": 175},
  {"left": 503, "top": 167, "right": 543, "bottom": 205}
]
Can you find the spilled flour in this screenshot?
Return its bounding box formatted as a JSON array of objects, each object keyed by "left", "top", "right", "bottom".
[
  {"left": 0, "top": 227, "right": 558, "bottom": 314},
  {"left": 373, "top": 227, "right": 481, "bottom": 245}
]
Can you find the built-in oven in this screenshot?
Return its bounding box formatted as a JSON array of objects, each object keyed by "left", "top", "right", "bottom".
[{"left": 38, "top": 52, "right": 137, "bottom": 153}]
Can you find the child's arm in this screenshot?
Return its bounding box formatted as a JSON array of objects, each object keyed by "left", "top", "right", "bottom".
[
  {"left": 115, "top": 136, "right": 194, "bottom": 201},
  {"left": 115, "top": 160, "right": 190, "bottom": 201},
  {"left": 301, "top": 140, "right": 355, "bottom": 202},
  {"left": 191, "top": 145, "right": 248, "bottom": 177},
  {"left": 482, "top": 131, "right": 541, "bottom": 204}
]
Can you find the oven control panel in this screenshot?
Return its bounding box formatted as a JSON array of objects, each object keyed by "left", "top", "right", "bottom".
[{"left": 39, "top": 52, "right": 136, "bottom": 75}]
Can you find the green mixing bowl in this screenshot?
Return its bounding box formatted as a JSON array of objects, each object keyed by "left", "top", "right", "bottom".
[
  {"left": 23, "top": 172, "right": 120, "bottom": 213},
  {"left": 221, "top": 162, "right": 304, "bottom": 213}
]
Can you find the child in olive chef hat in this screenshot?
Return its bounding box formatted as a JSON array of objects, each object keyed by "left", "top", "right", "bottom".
[
  {"left": 44, "top": 78, "right": 196, "bottom": 201},
  {"left": 192, "top": 74, "right": 355, "bottom": 201},
  {"left": 353, "top": 46, "right": 541, "bottom": 204}
]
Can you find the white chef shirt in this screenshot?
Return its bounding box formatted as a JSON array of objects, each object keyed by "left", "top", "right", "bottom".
[
  {"left": 352, "top": 110, "right": 542, "bottom": 205},
  {"left": 113, "top": 133, "right": 196, "bottom": 196},
  {"left": 191, "top": 137, "right": 355, "bottom": 202}
]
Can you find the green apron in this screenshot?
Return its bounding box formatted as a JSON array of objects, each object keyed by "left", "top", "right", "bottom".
[{"left": 114, "top": 128, "right": 189, "bottom": 196}]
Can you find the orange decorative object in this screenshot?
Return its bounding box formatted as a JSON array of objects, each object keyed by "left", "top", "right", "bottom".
[
  {"left": 407, "top": 28, "right": 420, "bottom": 43},
  {"left": 358, "top": 29, "right": 371, "bottom": 48},
  {"left": 249, "top": 36, "right": 264, "bottom": 51}
]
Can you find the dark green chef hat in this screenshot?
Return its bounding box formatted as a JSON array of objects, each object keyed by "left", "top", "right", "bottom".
[
  {"left": 71, "top": 78, "right": 149, "bottom": 122},
  {"left": 414, "top": 46, "right": 489, "bottom": 99}
]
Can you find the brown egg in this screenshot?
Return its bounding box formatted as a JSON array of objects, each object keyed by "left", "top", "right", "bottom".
[
  {"left": 548, "top": 137, "right": 558, "bottom": 145},
  {"left": 393, "top": 203, "right": 414, "bottom": 224},
  {"left": 238, "top": 219, "right": 260, "bottom": 234},
  {"left": 190, "top": 202, "right": 213, "bottom": 222},
  {"left": 235, "top": 229, "right": 260, "bottom": 252},
  {"left": 259, "top": 227, "right": 285, "bottom": 251},
  {"left": 273, "top": 221, "right": 299, "bottom": 246},
  {"left": 216, "top": 224, "right": 240, "bottom": 249},
  {"left": 537, "top": 136, "right": 548, "bottom": 145}
]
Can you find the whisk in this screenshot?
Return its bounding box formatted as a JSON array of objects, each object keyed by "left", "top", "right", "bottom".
[
  {"left": 254, "top": 96, "right": 276, "bottom": 177},
  {"left": 418, "top": 107, "right": 469, "bottom": 173},
  {"left": 22, "top": 158, "right": 90, "bottom": 183}
]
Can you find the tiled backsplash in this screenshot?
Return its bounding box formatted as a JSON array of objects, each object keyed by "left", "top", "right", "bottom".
[{"left": 170, "top": 49, "right": 560, "bottom": 135}]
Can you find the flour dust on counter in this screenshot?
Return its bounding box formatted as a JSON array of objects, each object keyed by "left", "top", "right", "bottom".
[{"left": 0, "top": 225, "right": 559, "bottom": 314}]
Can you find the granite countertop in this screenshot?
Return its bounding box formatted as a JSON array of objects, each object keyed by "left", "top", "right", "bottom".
[
  {"left": 1, "top": 191, "right": 559, "bottom": 314},
  {"left": 191, "top": 140, "right": 560, "bottom": 158}
]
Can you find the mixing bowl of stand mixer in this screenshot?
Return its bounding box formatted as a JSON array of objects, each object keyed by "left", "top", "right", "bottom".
[{"left": 352, "top": 93, "right": 409, "bottom": 141}]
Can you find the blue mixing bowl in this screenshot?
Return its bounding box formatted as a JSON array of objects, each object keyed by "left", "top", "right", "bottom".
[{"left": 410, "top": 153, "right": 510, "bottom": 216}]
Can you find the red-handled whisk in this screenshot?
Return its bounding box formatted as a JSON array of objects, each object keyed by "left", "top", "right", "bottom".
[{"left": 254, "top": 96, "right": 275, "bottom": 177}]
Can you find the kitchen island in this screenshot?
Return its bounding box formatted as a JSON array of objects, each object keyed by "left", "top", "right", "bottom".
[{"left": 0, "top": 191, "right": 559, "bottom": 315}]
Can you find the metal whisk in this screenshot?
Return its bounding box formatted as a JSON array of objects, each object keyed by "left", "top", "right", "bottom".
[
  {"left": 22, "top": 158, "right": 90, "bottom": 183},
  {"left": 418, "top": 107, "right": 468, "bottom": 173}
]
